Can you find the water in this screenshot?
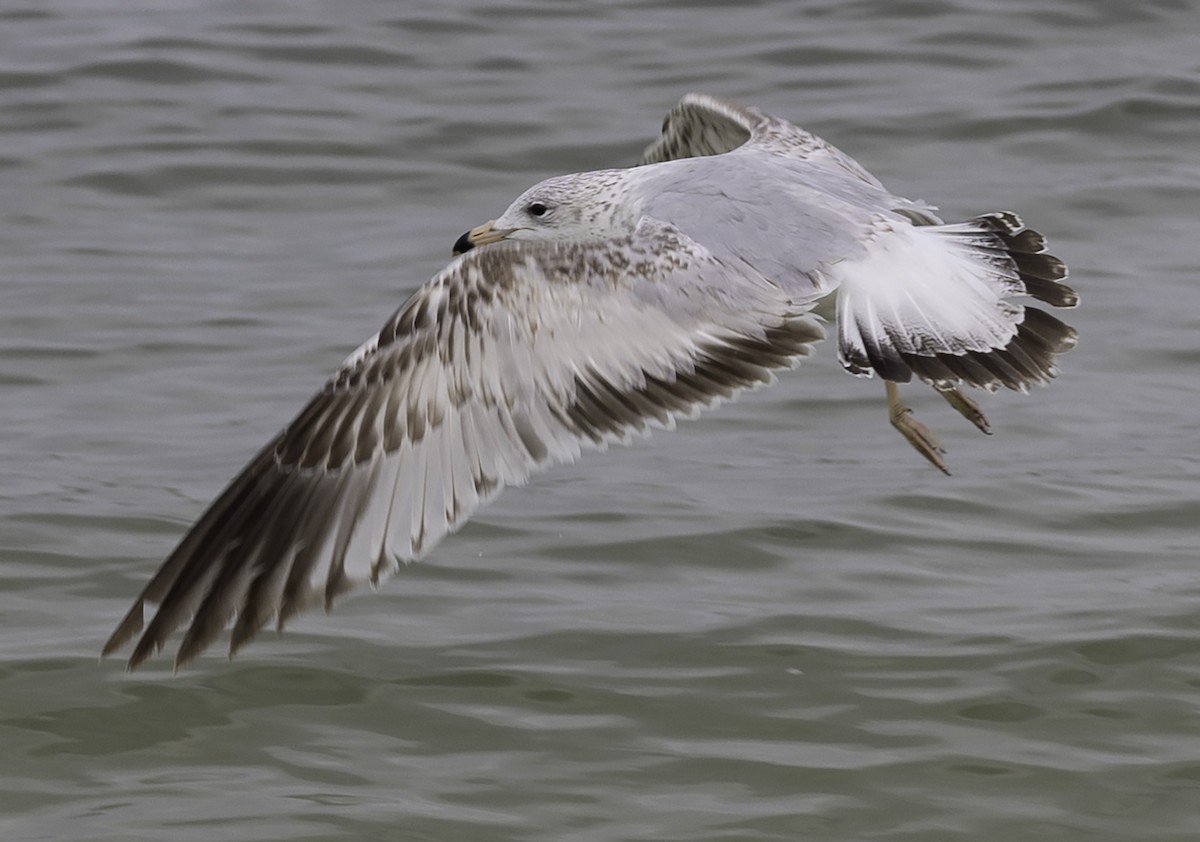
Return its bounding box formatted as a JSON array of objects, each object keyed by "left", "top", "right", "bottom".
[{"left": 3, "top": 0, "right": 1199, "bottom": 839}]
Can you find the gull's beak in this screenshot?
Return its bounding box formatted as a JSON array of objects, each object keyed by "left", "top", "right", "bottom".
[{"left": 452, "top": 219, "right": 513, "bottom": 256}]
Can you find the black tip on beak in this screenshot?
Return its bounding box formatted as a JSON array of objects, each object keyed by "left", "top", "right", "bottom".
[{"left": 452, "top": 231, "right": 474, "bottom": 256}]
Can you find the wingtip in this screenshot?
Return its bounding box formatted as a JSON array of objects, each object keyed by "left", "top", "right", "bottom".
[
  {"left": 172, "top": 647, "right": 197, "bottom": 675},
  {"left": 126, "top": 628, "right": 167, "bottom": 673},
  {"left": 101, "top": 599, "right": 146, "bottom": 660},
  {"left": 126, "top": 647, "right": 151, "bottom": 673}
]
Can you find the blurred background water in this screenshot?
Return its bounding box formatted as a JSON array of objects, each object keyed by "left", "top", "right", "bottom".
[{"left": 2, "top": 0, "right": 1199, "bottom": 839}]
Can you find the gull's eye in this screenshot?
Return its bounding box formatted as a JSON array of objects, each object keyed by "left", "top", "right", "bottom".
[{"left": 528, "top": 202, "right": 549, "bottom": 218}]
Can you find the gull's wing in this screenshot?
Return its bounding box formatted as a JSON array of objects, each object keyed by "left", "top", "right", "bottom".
[
  {"left": 637, "top": 93, "right": 884, "bottom": 188},
  {"left": 103, "top": 219, "right": 824, "bottom": 671}
]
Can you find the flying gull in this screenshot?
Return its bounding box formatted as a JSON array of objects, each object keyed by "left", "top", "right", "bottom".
[{"left": 104, "top": 94, "right": 1078, "bottom": 670}]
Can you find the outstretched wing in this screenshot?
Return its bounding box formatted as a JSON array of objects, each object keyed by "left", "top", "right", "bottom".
[
  {"left": 103, "top": 220, "right": 824, "bottom": 670},
  {"left": 638, "top": 92, "right": 884, "bottom": 188}
]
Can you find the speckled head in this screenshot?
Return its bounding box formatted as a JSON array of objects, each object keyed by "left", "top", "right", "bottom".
[{"left": 452, "top": 169, "right": 641, "bottom": 254}]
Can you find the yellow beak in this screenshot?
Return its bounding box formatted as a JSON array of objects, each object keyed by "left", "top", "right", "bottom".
[{"left": 452, "top": 219, "right": 513, "bottom": 256}]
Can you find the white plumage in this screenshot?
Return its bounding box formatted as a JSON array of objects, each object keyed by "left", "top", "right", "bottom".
[{"left": 104, "top": 94, "right": 1077, "bottom": 670}]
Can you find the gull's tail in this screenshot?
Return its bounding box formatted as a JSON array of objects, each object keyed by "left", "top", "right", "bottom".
[{"left": 831, "top": 211, "right": 1078, "bottom": 392}]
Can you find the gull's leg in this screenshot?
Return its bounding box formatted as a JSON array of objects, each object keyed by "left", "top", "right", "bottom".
[
  {"left": 887, "top": 381, "right": 950, "bottom": 475},
  {"left": 938, "top": 386, "right": 991, "bottom": 435}
]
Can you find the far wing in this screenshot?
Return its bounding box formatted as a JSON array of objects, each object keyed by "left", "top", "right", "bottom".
[
  {"left": 638, "top": 92, "right": 884, "bottom": 188},
  {"left": 103, "top": 220, "right": 824, "bottom": 670}
]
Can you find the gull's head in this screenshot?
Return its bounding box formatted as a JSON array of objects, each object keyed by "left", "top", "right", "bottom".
[{"left": 452, "top": 170, "right": 637, "bottom": 255}]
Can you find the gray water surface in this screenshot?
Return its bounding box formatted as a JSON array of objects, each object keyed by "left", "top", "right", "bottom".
[{"left": 3, "top": 1, "right": 1199, "bottom": 840}]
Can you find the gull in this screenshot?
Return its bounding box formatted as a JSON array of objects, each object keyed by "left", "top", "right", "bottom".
[{"left": 103, "top": 94, "right": 1078, "bottom": 670}]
